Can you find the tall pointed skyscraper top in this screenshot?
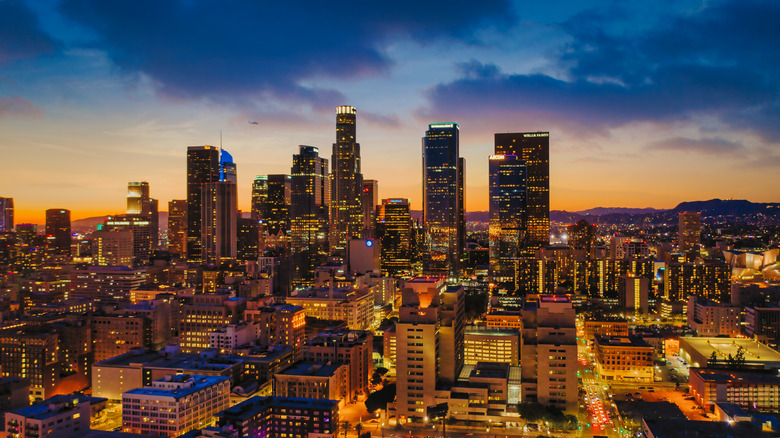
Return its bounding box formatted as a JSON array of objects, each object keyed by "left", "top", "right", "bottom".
[{"left": 330, "top": 105, "right": 363, "bottom": 254}]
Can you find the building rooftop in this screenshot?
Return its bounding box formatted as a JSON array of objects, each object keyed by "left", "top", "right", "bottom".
[
  {"left": 123, "top": 374, "right": 229, "bottom": 399},
  {"left": 218, "top": 396, "right": 339, "bottom": 420},
  {"left": 643, "top": 418, "right": 773, "bottom": 438},
  {"left": 681, "top": 337, "right": 780, "bottom": 366},
  {"left": 275, "top": 362, "right": 343, "bottom": 378},
  {"left": 465, "top": 327, "right": 519, "bottom": 336},
  {"left": 692, "top": 369, "right": 780, "bottom": 385},
  {"left": 97, "top": 349, "right": 241, "bottom": 371},
  {"left": 9, "top": 395, "right": 92, "bottom": 420},
  {"left": 596, "top": 335, "right": 652, "bottom": 348}
]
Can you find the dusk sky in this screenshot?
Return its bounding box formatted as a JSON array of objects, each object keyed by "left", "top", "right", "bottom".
[{"left": 1, "top": 0, "right": 778, "bottom": 224}]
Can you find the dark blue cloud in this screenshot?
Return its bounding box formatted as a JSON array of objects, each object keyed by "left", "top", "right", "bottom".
[
  {"left": 423, "top": 0, "right": 780, "bottom": 140},
  {"left": 0, "top": 0, "right": 58, "bottom": 63},
  {"left": 58, "top": 0, "right": 514, "bottom": 106}
]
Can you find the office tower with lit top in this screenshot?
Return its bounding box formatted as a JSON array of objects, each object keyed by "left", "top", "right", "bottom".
[
  {"left": 376, "top": 198, "right": 412, "bottom": 276},
  {"left": 167, "top": 200, "right": 187, "bottom": 256},
  {"left": 105, "top": 214, "right": 153, "bottom": 265},
  {"left": 330, "top": 105, "right": 363, "bottom": 254},
  {"left": 45, "top": 208, "right": 71, "bottom": 257},
  {"left": 678, "top": 211, "right": 701, "bottom": 253},
  {"left": 422, "top": 123, "right": 464, "bottom": 276},
  {"left": 0, "top": 197, "right": 13, "bottom": 232},
  {"left": 489, "top": 154, "right": 526, "bottom": 289},
  {"left": 291, "top": 145, "right": 330, "bottom": 288},
  {"left": 186, "top": 146, "right": 220, "bottom": 261},
  {"left": 126, "top": 181, "right": 159, "bottom": 249},
  {"left": 494, "top": 132, "right": 550, "bottom": 256}
]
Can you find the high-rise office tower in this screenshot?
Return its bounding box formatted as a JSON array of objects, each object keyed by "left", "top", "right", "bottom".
[
  {"left": 376, "top": 198, "right": 412, "bottom": 276},
  {"left": 678, "top": 211, "right": 701, "bottom": 253},
  {"left": 0, "top": 197, "right": 13, "bottom": 232},
  {"left": 126, "top": 182, "right": 149, "bottom": 215},
  {"left": 126, "top": 182, "right": 159, "bottom": 249},
  {"left": 237, "top": 217, "right": 259, "bottom": 261},
  {"left": 220, "top": 150, "right": 237, "bottom": 183},
  {"left": 201, "top": 182, "right": 238, "bottom": 264},
  {"left": 252, "top": 175, "right": 291, "bottom": 238},
  {"left": 105, "top": 214, "right": 154, "bottom": 265},
  {"left": 494, "top": 132, "right": 550, "bottom": 256},
  {"left": 393, "top": 284, "right": 465, "bottom": 419},
  {"left": 422, "top": 123, "right": 464, "bottom": 276},
  {"left": 291, "top": 146, "right": 330, "bottom": 288},
  {"left": 361, "top": 180, "right": 378, "bottom": 238},
  {"left": 186, "top": 146, "right": 220, "bottom": 261},
  {"left": 167, "top": 200, "right": 187, "bottom": 256},
  {"left": 521, "top": 295, "right": 577, "bottom": 410},
  {"left": 92, "top": 229, "right": 133, "bottom": 267},
  {"left": 45, "top": 208, "right": 71, "bottom": 257},
  {"left": 330, "top": 106, "right": 363, "bottom": 254},
  {"left": 489, "top": 154, "right": 526, "bottom": 288}
]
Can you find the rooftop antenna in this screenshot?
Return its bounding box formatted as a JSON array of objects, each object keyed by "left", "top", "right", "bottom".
[{"left": 220, "top": 129, "right": 223, "bottom": 151}]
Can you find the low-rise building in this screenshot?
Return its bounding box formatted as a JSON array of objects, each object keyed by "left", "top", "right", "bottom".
[
  {"left": 122, "top": 374, "right": 230, "bottom": 437},
  {"left": 217, "top": 396, "right": 339, "bottom": 438},
  {"left": 584, "top": 317, "right": 629, "bottom": 344},
  {"left": 679, "top": 337, "right": 780, "bottom": 369},
  {"left": 301, "top": 330, "right": 373, "bottom": 400},
  {"left": 687, "top": 296, "right": 741, "bottom": 337},
  {"left": 434, "top": 362, "right": 522, "bottom": 424},
  {"left": 273, "top": 362, "right": 349, "bottom": 407},
  {"left": 286, "top": 287, "right": 374, "bottom": 331},
  {"left": 93, "top": 348, "right": 242, "bottom": 400},
  {"left": 690, "top": 368, "right": 780, "bottom": 412},
  {"left": 594, "top": 336, "right": 654, "bottom": 382},
  {"left": 5, "top": 394, "right": 91, "bottom": 438},
  {"left": 209, "top": 321, "right": 259, "bottom": 352},
  {"left": 0, "top": 377, "right": 29, "bottom": 413},
  {"left": 464, "top": 327, "right": 520, "bottom": 366}
]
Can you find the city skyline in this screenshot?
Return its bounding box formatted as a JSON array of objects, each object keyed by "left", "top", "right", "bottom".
[{"left": 2, "top": 0, "right": 779, "bottom": 224}]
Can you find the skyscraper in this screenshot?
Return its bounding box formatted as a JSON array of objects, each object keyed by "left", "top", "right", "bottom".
[
  {"left": 494, "top": 132, "right": 550, "bottom": 256},
  {"left": 201, "top": 182, "right": 238, "bottom": 264},
  {"left": 126, "top": 182, "right": 149, "bottom": 215},
  {"left": 186, "top": 146, "right": 220, "bottom": 261},
  {"left": 376, "top": 198, "right": 412, "bottom": 276},
  {"left": 361, "top": 179, "right": 378, "bottom": 238},
  {"left": 252, "top": 174, "right": 291, "bottom": 239},
  {"left": 105, "top": 214, "right": 153, "bottom": 265},
  {"left": 237, "top": 217, "right": 259, "bottom": 261},
  {"left": 291, "top": 146, "right": 329, "bottom": 288},
  {"left": 488, "top": 154, "right": 526, "bottom": 288},
  {"left": 0, "top": 197, "right": 13, "bottom": 232},
  {"left": 167, "top": 200, "right": 187, "bottom": 256},
  {"left": 330, "top": 106, "right": 363, "bottom": 254},
  {"left": 45, "top": 208, "right": 71, "bottom": 257},
  {"left": 126, "top": 182, "right": 159, "bottom": 249},
  {"left": 678, "top": 211, "right": 701, "bottom": 253},
  {"left": 422, "top": 123, "right": 464, "bottom": 276}
]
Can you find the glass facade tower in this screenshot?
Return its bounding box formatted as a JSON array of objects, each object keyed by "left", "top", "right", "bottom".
[
  {"left": 488, "top": 154, "right": 527, "bottom": 288},
  {"left": 494, "top": 132, "right": 550, "bottom": 256},
  {"left": 291, "top": 146, "right": 330, "bottom": 288},
  {"left": 422, "top": 123, "right": 464, "bottom": 276},
  {"left": 330, "top": 106, "right": 363, "bottom": 254}
]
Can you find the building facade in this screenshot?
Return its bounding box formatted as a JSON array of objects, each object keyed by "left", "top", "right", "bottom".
[
  {"left": 422, "top": 123, "right": 464, "bottom": 276},
  {"left": 494, "top": 132, "right": 550, "bottom": 256},
  {"left": 330, "top": 105, "right": 363, "bottom": 254}
]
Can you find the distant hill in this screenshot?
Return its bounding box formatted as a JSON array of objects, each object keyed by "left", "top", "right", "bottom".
[
  {"left": 71, "top": 215, "right": 110, "bottom": 231},
  {"left": 576, "top": 207, "right": 660, "bottom": 216}
]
